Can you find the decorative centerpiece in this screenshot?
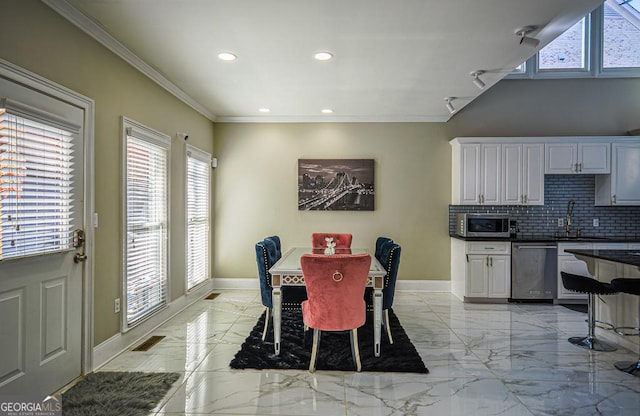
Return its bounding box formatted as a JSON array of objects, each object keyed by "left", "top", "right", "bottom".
[{"left": 324, "top": 237, "right": 336, "bottom": 255}]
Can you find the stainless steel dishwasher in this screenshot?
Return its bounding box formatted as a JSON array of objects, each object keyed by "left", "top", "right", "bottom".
[{"left": 511, "top": 243, "right": 558, "bottom": 300}]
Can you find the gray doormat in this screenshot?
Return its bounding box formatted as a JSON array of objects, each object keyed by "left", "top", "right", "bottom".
[{"left": 62, "top": 371, "right": 180, "bottom": 416}]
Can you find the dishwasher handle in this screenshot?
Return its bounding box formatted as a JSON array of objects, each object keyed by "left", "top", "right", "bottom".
[{"left": 515, "top": 245, "right": 557, "bottom": 249}]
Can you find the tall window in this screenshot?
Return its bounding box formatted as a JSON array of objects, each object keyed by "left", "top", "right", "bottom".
[
  {"left": 603, "top": 1, "right": 640, "bottom": 69},
  {"left": 510, "top": 0, "right": 640, "bottom": 78},
  {"left": 0, "top": 99, "right": 77, "bottom": 260},
  {"left": 123, "top": 118, "right": 170, "bottom": 328},
  {"left": 186, "top": 145, "right": 210, "bottom": 290},
  {"left": 538, "top": 17, "right": 589, "bottom": 71}
]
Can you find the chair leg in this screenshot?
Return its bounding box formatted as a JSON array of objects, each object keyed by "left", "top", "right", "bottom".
[
  {"left": 349, "top": 329, "right": 362, "bottom": 372},
  {"left": 309, "top": 329, "right": 321, "bottom": 373},
  {"left": 568, "top": 293, "right": 617, "bottom": 352},
  {"left": 383, "top": 309, "right": 393, "bottom": 344},
  {"left": 262, "top": 307, "right": 270, "bottom": 341}
]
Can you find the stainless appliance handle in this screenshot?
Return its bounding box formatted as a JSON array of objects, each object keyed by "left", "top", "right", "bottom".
[{"left": 516, "top": 245, "right": 557, "bottom": 249}]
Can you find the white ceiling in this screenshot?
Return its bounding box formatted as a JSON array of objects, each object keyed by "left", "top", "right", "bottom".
[{"left": 47, "top": 0, "right": 603, "bottom": 122}]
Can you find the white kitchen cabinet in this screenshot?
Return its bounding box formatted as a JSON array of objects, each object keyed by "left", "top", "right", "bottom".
[
  {"left": 501, "top": 143, "right": 544, "bottom": 205},
  {"left": 595, "top": 142, "right": 640, "bottom": 206},
  {"left": 545, "top": 142, "right": 610, "bottom": 174},
  {"left": 451, "top": 239, "right": 510, "bottom": 301},
  {"left": 452, "top": 143, "right": 501, "bottom": 205}
]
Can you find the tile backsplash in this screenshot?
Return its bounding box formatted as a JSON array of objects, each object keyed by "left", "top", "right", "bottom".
[{"left": 449, "top": 175, "right": 640, "bottom": 238}]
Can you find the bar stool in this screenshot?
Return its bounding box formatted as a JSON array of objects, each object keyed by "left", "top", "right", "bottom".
[
  {"left": 561, "top": 272, "right": 618, "bottom": 351},
  {"left": 610, "top": 278, "right": 640, "bottom": 377}
]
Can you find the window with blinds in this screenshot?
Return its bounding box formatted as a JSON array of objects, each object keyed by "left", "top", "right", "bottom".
[
  {"left": 123, "top": 119, "right": 170, "bottom": 327},
  {"left": 186, "top": 145, "right": 210, "bottom": 290},
  {"left": 0, "top": 99, "right": 77, "bottom": 260}
]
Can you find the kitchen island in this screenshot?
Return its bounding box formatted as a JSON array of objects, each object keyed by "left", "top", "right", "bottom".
[{"left": 565, "top": 249, "right": 640, "bottom": 354}]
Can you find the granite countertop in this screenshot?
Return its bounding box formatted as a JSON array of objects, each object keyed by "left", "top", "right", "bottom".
[
  {"left": 564, "top": 249, "right": 640, "bottom": 267},
  {"left": 450, "top": 234, "right": 640, "bottom": 243}
]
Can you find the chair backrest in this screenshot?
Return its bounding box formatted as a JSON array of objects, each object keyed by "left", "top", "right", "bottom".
[
  {"left": 375, "top": 237, "right": 393, "bottom": 260},
  {"left": 379, "top": 241, "right": 401, "bottom": 309},
  {"left": 255, "top": 238, "right": 280, "bottom": 307},
  {"left": 311, "top": 233, "right": 353, "bottom": 249},
  {"left": 266, "top": 235, "right": 282, "bottom": 258},
  {"left": 301, "top": 253, "right": 371, "bottom": 331}
]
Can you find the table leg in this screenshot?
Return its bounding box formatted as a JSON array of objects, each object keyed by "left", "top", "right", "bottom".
[
  {"left": 272, "top": 286, "right": 282, "bottom": 355},
  {"left": 373, "top": 288, "right": 383, "bottom": 357}
]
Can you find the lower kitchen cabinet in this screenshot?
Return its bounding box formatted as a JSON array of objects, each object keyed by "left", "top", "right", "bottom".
[{"left": 451, "top": 239, "right": 510, "bottom": 301}]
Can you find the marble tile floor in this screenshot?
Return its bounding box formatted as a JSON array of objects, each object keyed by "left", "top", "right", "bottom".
[{"left": 98, "top": 290, "right": 640, "bottom": 415}]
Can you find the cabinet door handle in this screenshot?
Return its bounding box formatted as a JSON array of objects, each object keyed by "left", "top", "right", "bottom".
[
  {"left": 466, "top": 254, "right": 469, "bottom": 262},
  {"left": 612, "top": 195, "right": 616, "bottom": 204},
  {"left": 490, "top": 256, "right": 493, "bottom": 267},
  {"left": 578, "top": 162, "right": 582, "bottom": 172},
  {"left": 524, "top": 194, "right": 528, "bottom": 204},
  {"left": 486, "top": 256, "right": 489, "bottom": 267}
]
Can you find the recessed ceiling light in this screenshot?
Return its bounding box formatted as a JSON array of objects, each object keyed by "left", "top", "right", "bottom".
[
  {"left": 218, "top": 52, "right": 237, "bottom": 61},
  {"left": 321, "top": 108, "right": 333, "bottom": 114},
  {"left": 258, "top": 108, "right": 270, "bottom": 113},
  {"left": 314, "top": 52, "right": 333, "bottom": 61}
]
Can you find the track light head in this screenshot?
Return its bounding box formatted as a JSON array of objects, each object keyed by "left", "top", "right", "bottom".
[
  {"left": 444, "top": 97, "right": 456, "bottom": 114},
  {"left": 516, "top": 25, "right": 540, "bottom": 48},
  {"left": 470, "top": 71, "right": 486, "bottom": 89}
]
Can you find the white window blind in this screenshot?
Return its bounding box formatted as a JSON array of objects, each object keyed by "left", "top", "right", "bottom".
[
  {"left": 124, "top": 120, "right": 169, "bottom": 327},
  {"left": 186, "top": 145, "right": 210, "bottom": 290},
  {"left": 0, "top": 98, "right": 77, "bottom": 260}
]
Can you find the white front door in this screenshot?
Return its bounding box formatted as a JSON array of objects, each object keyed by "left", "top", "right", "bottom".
[{"left": 0, "top": 75, "right": 85, "bottom": 396}]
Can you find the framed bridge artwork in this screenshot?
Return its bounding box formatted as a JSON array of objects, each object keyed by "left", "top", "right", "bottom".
[{"left": 298, "top": 159, "right": 375, "bottom": 211}]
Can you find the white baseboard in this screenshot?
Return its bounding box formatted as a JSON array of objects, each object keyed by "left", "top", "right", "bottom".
[
  {"left": 92, "top": 280, "right": 214, "bottom": 370},
  {"left": 212, "top": 277, "right": 451, "bottom": 292}
]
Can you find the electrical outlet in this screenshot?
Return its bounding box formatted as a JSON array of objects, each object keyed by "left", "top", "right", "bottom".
[
  {"left": 557, "top": 218, "right": 564, "bottom": 227},
  {"left": 593, "top": 218, "right": 599, "bottom": 227},
  {"left": 114, "top": 298, "right": 121, "bottom": 314}
]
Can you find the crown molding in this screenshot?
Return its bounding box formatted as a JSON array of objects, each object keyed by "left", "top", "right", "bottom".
[
  {"left": 41, "top": 0, "right": 216, "bottom": 121},
  {"left": 215, "top": 115, "right": 450, "bottom": 123}
]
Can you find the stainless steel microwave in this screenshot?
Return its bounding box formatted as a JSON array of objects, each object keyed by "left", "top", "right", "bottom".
[{"left": 456, "top": 213, "right": 510, "bottom": 237}]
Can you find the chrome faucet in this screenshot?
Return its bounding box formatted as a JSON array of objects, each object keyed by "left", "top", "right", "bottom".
[{"left": 566, "top": 199, "right": 576, "bottom": 236}]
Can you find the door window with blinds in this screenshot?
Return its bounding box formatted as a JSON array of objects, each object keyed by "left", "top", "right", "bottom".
[
  {"left": 0, "top": 98, "right": 77, "bottom": 260},
  {"left": 122, "top": 118, "right": 170, "bottom": 328},
  {"left": 186, "top": 145, "right": 210, "bottom": 290}
]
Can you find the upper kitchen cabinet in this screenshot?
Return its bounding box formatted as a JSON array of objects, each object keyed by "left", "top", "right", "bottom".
[
  {"left": 545, "top": 142, "right": 610, "bottom": 174},
  {"left": 595, "top": 142, "right": 640, "bottom": 206},
  {"left": 502, "top": 143, "right": 544, "bottom": 205},
  {"left": 451, "top": 142, "right": 501, "bottom": 205}
]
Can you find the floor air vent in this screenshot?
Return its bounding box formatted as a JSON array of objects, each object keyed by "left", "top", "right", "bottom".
[
  {"left": 205, "top": 293, "right": 220, "bottom": 300},
  {"left": 133, "top": 335, "right": 165, "bottom": 351}
]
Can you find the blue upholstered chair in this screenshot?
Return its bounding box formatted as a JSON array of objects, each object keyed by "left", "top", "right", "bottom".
[
  {"left": 366, "top": 240, "right": 401, "bottom": 344},
  {"left": 256, "top": 236, "right": 307, "bottom": 341},
  {"left": 375, "top": 236, "right": 393, "bottom": 259},
  {"left": 255, "top": 238, "right": 281, "bottom": 341},
  {"left": 266, "top": 235, "right": 281, "bottom": 258}
]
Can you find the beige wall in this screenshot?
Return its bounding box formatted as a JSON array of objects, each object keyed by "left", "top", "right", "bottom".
[
  {"left": 0, "top": 0, "right": 215, "bottom": 345},
  {"left": 213, "top": 123, "right": 454, "bottom": 281}
]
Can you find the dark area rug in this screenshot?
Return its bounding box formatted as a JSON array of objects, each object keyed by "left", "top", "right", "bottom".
[
  {"left": 230, "top": 308, "right": 428, "bottom": 373},
  {"left": 62, "top": 371, "right": 180, "bottom": 416}
]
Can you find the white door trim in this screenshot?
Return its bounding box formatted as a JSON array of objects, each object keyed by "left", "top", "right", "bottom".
[{"left": 0, "top": 58, "right": 96, "bottom": 375}]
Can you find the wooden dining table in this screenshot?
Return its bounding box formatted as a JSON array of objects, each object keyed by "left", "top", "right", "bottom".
[{"left": 268, "top": 247, "right": 387, "bottom": 357}]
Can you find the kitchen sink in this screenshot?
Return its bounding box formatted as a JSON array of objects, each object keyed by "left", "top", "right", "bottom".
[{"left": 551, "top": 235, "right": 609, "bottom": 240}]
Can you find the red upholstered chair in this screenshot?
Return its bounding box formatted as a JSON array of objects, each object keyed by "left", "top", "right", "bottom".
[
  {"left": 301, "top": 253, "right": 371, "bottom": 372},
  {"left": 311, "top": 233, "right": 353, "bottom": 249}
]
